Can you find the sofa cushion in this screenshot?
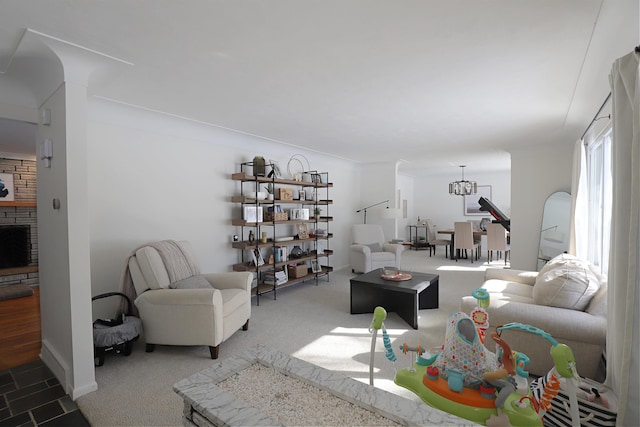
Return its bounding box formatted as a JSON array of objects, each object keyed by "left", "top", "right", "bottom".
[
  {"left": 481, "top": 279, "right": 536, "bottom": 304},
  {"left": 169, "top": 275, "right": 212, "bottom": 289},
  {"left": 371, "top": 251, "right": 396, "bottom": 261},
  {"left": 533, "top": 254, "right": 600, "bottom": 311},
  {"left": 585, "top": 262, "right": 608, "bottom": 317}
]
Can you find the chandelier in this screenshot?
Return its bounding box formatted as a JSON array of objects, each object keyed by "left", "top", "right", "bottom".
[{"left": 449, "top": 165, "right": 477, "bottom": 196}]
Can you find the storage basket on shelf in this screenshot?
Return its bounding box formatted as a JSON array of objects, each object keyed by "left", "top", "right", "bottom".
[
  {"left": 277, "top": 188, "right": 293, "bottom": 200},
  {"left": 264, "top": 212, "right": 288, "bottom": 221},
  {"left": 287, "top": 263, "right": 308, "bottom": 278}
]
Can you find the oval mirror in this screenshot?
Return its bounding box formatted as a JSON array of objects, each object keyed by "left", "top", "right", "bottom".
[{"left": 537, "top": 191, "right": 571, "bottom": 270}]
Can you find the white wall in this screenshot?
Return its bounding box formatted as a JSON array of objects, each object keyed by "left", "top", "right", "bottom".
[
  {"left": 509, "top": 142, "right": 573, "bottom": 270},
  {"left": 37, "top": 84, "right": 73, "bottom": 390},
  {"left": 356, "top": 162, "right": 399, "bottom": 239},
  {"left": 37, "top": 82, "right": 97, "bottom": 399},
  {"left": 86, "top": 98, "right": 361, "bottom": 308}
]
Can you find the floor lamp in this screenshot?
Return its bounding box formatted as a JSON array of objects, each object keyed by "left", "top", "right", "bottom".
[{"left": 356, "top": 200, "right": 389, "bottom": 224}]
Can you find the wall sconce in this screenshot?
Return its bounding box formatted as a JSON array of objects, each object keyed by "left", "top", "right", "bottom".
[
  {"left": 40, "top": 138, "right": 53, "bottom": 168},
  {"left": 40, "top": 108, "right": 51, "bottom": 126}
]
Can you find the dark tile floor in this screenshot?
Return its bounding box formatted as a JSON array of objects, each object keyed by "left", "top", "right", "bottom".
[{"left": 0, "top": 360, "right": 90, "bottom": 426}]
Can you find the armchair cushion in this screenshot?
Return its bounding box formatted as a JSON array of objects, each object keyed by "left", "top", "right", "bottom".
[
  {"left": 366, "top": 242, "right": 382, "bottom": 252},
  {"left": 169, "top": 275, "right": 212, "bottom": 289},
  {"left": 135, "top": 246, "right": 171, "bottom": 290}
]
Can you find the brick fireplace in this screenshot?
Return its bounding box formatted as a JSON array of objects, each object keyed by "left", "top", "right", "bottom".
[{"left": 0, "top": 157, "right": 38, "bottom": 288}]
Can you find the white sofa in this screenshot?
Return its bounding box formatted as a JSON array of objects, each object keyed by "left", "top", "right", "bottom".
[{"left": 460, "top": 255, "right": 607, "bottom": 380}]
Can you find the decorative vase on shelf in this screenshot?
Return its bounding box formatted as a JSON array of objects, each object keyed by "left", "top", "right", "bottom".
[
  {"left": 253, "top": 156, "right": 266, "bottom": 176},
  {"left": 248, "top": 230, "right": 254, "bottom": 243},
  {"left": 290, "top": 245, "right": 303, "bottom": 259}
]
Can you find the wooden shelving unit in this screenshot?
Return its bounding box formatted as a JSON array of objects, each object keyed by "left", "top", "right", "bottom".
[{"left": 231, "top": 163, "right": 333, "bottom": 305}]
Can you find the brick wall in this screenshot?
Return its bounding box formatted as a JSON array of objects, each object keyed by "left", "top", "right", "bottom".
[{"left": 0, "top": 157, "right": 38, "bottom": 287}]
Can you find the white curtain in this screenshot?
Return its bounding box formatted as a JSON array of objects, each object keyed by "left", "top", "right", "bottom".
[
  {"left": 607, "top": 49, "right": 639, "bottom": 426},
  {"left": 569, "top": 139, "right": 588, "bottom": 258}
]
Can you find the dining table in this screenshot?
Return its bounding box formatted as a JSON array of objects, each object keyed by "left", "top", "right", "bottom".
[
  {"left": 437, "top": 229, "right": 486, "bottom": 260},
  {"left": 437, "top": 228, "right": 509, "bottom": 260}
]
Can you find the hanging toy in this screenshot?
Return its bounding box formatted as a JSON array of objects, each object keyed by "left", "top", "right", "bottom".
[
  {"left": 368, "top": 306, "right": 389, "bottom": 386},
  {"left": 470, "top": 288, "right": 490, "bottom": 343},
  {"left": 383, "top": 329, "right": 397, "bottom": 363}
]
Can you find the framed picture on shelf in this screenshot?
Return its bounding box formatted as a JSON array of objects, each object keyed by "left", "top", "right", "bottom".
[
  {"left": 251, "top": 248, "right": 265, "bottom": 266},
  {"left": 464, "top": 185, "right": 492, "bottom": 216},
  {"left": 311, "top": 259, "right": 322, "bottom": 273},
  {"left": 0, "top": 173, "right": 15, "bottom": 201},
  {"left": 296, "top": 223, "right": 309, "bottom": 239},
  {"left": 244, "top": 206, "right": 263, "bottom": 223}
]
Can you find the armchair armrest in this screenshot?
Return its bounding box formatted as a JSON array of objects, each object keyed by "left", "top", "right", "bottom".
[
  {"left": 202, "top": 272, "right": 252, "bottom": 292},
  {"left": 382, "top": 242, "right": 404, "bottom": 257},
  {"left": 351, "top": 244, "right": 371, "bottom": 255},
  {"left": 484, "top": 268, "right": 538, "bottom": 286}
]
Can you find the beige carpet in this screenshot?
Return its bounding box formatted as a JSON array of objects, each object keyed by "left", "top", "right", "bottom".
[{"left": 77, "top": 249, "right": 508, "bottom": 426}]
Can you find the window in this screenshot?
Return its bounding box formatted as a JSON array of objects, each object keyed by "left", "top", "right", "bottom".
[{"left": 586, "top": 127, "right": 612, "bottom": 274}]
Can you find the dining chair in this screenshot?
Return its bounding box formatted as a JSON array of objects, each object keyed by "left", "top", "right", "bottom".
[
  {"left": 425, "top": 219, "right": 450, "bottom": 258},
  {"left": 486, "top": 222, "right": 510, "bottom": 264},
  {"left": 468, "top": 220, "right": 482, "bottom": 255},
  {"left": 454, "top": 221, "right": 479, "bottom": 262}
]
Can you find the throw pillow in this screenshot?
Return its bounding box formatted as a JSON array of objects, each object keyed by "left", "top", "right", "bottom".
[
  {"left": 169, "top": 275, "right": 212, "bottom": 289},
  {"left": 533, "top": 254, "right": 600, "bottom": 311},
  {"left": 366, "top": 242, "right": 382, "bottom": 252}
]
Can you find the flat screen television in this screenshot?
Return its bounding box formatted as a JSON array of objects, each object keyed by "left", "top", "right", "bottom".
[{"left": 478, "top": 197, "right": 510, "bottom": 231}]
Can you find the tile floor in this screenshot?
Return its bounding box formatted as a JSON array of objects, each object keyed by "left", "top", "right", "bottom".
[{"left": 0, "top": 359, "right": 90, "bottom": 426}]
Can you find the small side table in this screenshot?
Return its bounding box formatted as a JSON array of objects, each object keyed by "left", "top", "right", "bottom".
[
  {"left": 407, "top": 225, "right": 430, "bottom": 250},
  {"left": 350, "top": 269, "right": 439, "bottom": 329}
]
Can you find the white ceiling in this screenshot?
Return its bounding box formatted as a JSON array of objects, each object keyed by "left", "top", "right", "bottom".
[{"left": 0, "top": 1, "right": 636, "bottom": 176}]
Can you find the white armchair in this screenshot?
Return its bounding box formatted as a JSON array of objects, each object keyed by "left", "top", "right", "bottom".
[
  {"left": 350, "top": 224, "right": 403, "bottom": 273},
  {"left": 126, "top": 241, "right": 252, "bottom": 359}
]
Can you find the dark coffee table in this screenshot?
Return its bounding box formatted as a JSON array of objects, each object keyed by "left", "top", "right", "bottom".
[{"left": 350, "top": 269, "right": 439, "bottom": 329}]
